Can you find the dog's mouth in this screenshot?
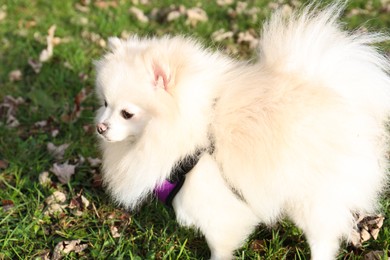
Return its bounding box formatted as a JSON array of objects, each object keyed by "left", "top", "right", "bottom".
[{"left": 97, "top": 132, "right": 137, "bottom": 144}]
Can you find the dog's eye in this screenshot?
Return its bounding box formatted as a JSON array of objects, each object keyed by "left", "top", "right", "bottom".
[
  {"left": 121, "top": 110, "right": 134, "bottom": 120},
  {"left": 104, "top": 100, "right": 108, "bottom": 107}
]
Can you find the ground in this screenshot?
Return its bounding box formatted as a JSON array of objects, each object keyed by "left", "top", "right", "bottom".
[{"left": 0, "top": 0, "right": 389, "bottom": 259}]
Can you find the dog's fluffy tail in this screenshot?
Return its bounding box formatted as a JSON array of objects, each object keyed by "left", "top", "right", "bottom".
[{"left": 259, "top": 2, "right": 390, "bottom": 120}]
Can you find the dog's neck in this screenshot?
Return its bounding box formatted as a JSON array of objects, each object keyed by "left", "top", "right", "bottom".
[{"left": 154, "top": 149, "right": 205, "bottom": 207}]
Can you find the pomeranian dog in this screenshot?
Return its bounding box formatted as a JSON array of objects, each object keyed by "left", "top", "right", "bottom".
[{"left": 95, "top": 3, "right": 390, "bottom": 259}]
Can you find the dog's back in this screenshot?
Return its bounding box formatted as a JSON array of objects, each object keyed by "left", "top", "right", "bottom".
[{"left": 211, "top": 3, "right": 390, "bottom": 259}]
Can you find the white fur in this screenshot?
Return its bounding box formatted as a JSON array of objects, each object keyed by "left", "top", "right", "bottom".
[{"left": 95, "top": 3, "right": 390, "bottom": 259}]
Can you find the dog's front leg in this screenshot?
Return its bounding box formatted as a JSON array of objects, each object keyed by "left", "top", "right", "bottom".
[{"left": 173, "top": 154, "right": 259, "bottom": 260}]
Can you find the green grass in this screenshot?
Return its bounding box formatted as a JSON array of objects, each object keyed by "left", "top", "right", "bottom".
[{"left": 0, "top": 0, "right": 389, "bottom": 259}]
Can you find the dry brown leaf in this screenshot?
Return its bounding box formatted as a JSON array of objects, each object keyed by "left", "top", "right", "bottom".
[
  {"left": 8, "top": 70, "right": 22, "bottom": 82},
  {"left": 212, "top": 29, "right": 234, "bottom": 42},
  {"left": 87, "top": 157, "right": 102, "bottom": 167},
  {"left": 351, "top": 214, "right": 385, "bottom": 247},
  {"left": 81, "top": 30, "right": 106, "bottom": 47},
  {"left": 364, "top": 250, "right": 385, "bottom": 260},
  {"left": 131, "top": 0, "right": 150, "bottom": 4},
  {"left": 50, "top": 162, "right": 76, "bottom": 184},
  {"left": 186, "top": 7, "right": 208, "bottom": 26},
  {"left": 217, "top": 0, "right": 234, "bottom": 6},
  {"left": 69, "top": 192, "right": 90, "bottom": 216},
  {"left": 61, "top": 88, "right": 88, "bottom": 123},
  {"left": 237, "top": 30, "right": 259, "bottom": 49},
  {"left": 91, "top": 173, "right": 103, "bottom": 188},
  {"left": 129, "top": 6, "right": 149, "bottom": 23},
  {"left": 46, "top": 191, "right": 67, "bottom": 204},
  {"left": 0, "top": 6, "right": 6, "bottom": 22},
  {"left": 39, "top": 171, "right": 52, "bottom": 186},
  {"left": 39, "top": 25, "right": 57, "bottom": 62},
  {"left": 0, "top": 159, "right": 9, "bottom": 169},
  {"left": 35, "top": 120, "right": 48, "bottom": 128},
  {"left": 110, "top": 225, "right": 121, "bottom": 238},
  {"left": 52, "top": 239, "right": 88, "bottom": 260},
  {"left": 0, "top": 95, "right": 24, "bottom": 128},
  {"left": 28, "top": 58, "right": 42, "bottom": 73},
  {"left": 36, "top": 251, "right": 50, "bottom": 260},
  {"left": 47, "top": 143, "right": 70, "bottom": 160},
  {"left": 1, "top": 199, "right": 14, "bottom": 211},
  {"left": 45, "top": 203, "right": 67, "bottom": 215},
  {"left": 44, "top": 191, "right": 67, "bottom": 215},
  {"left": 235, "top": 1, "right": 248, "bottom": 14},
  {"left": 94, "top": 1, "right": 118, "bottom": 9},
  {"left": 50, "top": 129, "right": 59, "bottom": 138},
  {"left": 250, "top": 239, "right": 265, "bottom": 253},
  {"left": 166, "top": 10, "right": 181, "bottom": 21},
  {"left": 6, "top": 115, "right": 19, "bottom": 127},
  {"left": 75, "top": 3, "right": 90, "bottom": 13}
]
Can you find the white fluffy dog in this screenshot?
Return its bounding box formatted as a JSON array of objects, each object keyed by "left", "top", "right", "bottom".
[{"left": 95, "top": 3, "right": 390, "bottom": 259}]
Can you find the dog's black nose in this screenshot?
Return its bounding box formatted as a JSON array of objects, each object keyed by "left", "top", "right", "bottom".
[{"left": 96, "top": 123, "right": 108, "bottom": 135}]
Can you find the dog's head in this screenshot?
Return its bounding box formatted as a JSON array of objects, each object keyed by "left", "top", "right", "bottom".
[{"left": 94, "top": 37, "right": 177, "bottom": 143}]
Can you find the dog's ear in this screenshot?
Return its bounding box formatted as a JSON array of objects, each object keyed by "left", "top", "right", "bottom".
[
  {"left": 152, "top": 62, "right": 172, "bottom": 92},
  {"left": 107, "top": 37, "right": 122, "bottom": 51}
]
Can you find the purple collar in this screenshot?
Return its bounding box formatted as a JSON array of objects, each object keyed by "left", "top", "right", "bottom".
[
  {"left": 154, "top": 178, "right": 185, "bottom": 207},
  {"left": 155, "top": 180, "right": 176, "bottom": 204},
  {"left": 154, "top": 149, "right": 205, "bottom": 208}
]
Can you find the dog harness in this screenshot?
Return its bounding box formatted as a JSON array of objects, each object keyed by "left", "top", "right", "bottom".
[{"left": 154, "top": 149, "right": 205, "bottom": 208}]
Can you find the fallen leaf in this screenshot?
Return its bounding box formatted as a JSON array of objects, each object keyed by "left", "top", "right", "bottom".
[
  {"left": 186, "top": 7, "right": 208, "bottom": 26},
  {"left": 6, "top": 115, "right": 20, "bottom": 128},
  {"left": 0, "top": 7, "right": 6, "bottom": 22},
  {"left": 35, "top": 251, "right": 50, "bottom": 260},
  {"left": 81, "top": 30, "right": 106, "bottom": 47},
  {"left": 131, "top": 0, "right": 150, "bottom": 4},
  {"left": 75, "top": 3, "right": 90, "bottom": 13},
  {"left": 80, "top": 0, "right": 91, "bottom": 5},
  {"left": 78, "top": 72, "right": 88, "bottom": 81},
  {"left": 110, "top": 225, "right": 121, "bottom": 238},
  {"left": 364, "top": 250, "right": 385, "bottom": 260},
  {"left": 39, "top": 25, "right": 57, "bottom": 62},
  {"left": 44, "top": 191, "right": 67, "bottom": 215},
  {"left": 94, "top": 1, "right": 117, "bottom": 9},
  {"left": 166, "top": 10, "right": 181, "bottom": 21},
  {"left": 0, "top": 159, "right": 9, "bottom": 169},
  {"left": 1, "top": 199, "right": 14, "bottom": 211},
  {"left": 51, "top": 129, "right": 60, "bottom": 137},
  {"left": 129, "top": 6, "right": 149, "bottom": 23},
  {"left": 351, "top": 214, "right": 385, "bottom": 247},
  {"left": 39, "top": 171, "right": 52, "bottom": 186},
  {"left": 45, "top": 203, "right": 67, "bottom": 215},
  {"left": 237, "top": 30, "right": 259, "bottom": 49},
  {"left": 69, "top": 191, "right": 90, "bottom": 216},
  {"left": 50, "top": 162, "right": 76, "bottom": 184},
  {"left": 216, "top": 0, "right": 234, "bottom": 6},
  {"left": 35, "top": 120, "right": 48, "bottom": 127},
  {"left": 361, "top": 228, "right": 371, "bottom": 242},
  {"left": 83, "top": 124, "right": 94, "bottom": 134},
  {"left": 8, "top": 70, "right": 22, "bottom": 82},
  {"left": 250, "top": 239, "right": 265, "bottom": 253},
  {"left": 87, "top": 157, "right": 102, "bottom": 167},
  {"left": 74, "top": 88, "right": 87, "bottom": 110},
  {"left": 0, "top": 95, "right": 24, "bottom": 128},
  {"left": 47, "top": 143, "right": 70, "bottom": 160},
  {"left": 212, "top": 29, "right": 234, "bottom": 42},
  {"left": 91, "top": 173, "right": 103, "bottom": 188},
  {"left": 52, "top": 239, "right": 88, "bottom": 260},
  {"left": 28, "top": 58, "right": 42, "bottom": 73},
  {"left": 45, "top": 191, "right": 67, "bottom": 204},
  {"left": 61, "top": 88, "right": 88, "bottom": 123}
]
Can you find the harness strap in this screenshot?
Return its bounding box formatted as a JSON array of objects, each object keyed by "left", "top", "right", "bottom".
[{"left": 154, "top": 149, "right": 205, "bottom": 208}]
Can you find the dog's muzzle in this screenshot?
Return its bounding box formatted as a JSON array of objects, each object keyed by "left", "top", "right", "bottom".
[{"left": 96, "top": 123, "right": 108, "bottom": 135}]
